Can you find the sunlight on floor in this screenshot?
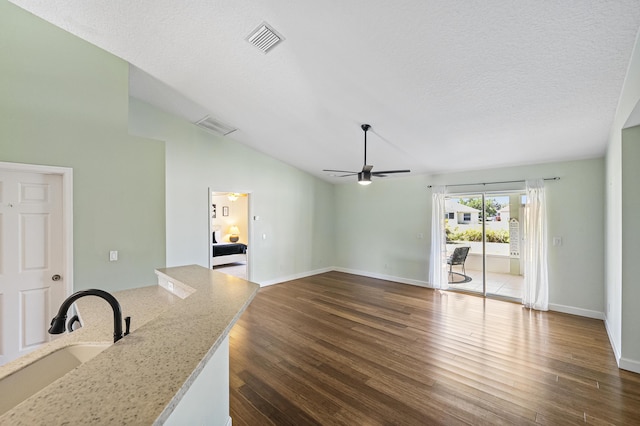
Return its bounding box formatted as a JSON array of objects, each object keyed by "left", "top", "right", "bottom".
[{"left": 446, "top": 268, "right": 522, "bottom": 299}]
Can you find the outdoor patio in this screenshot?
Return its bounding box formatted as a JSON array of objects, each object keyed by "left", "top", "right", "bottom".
[
  {"left": 444, "top": 196, "right": 524, "bottom": 300},
  {"left": 446, "top": 267, "right": 523, "bottom": 299}
]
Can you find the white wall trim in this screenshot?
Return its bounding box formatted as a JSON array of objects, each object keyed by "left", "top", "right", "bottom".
[
  {"left": 332, "top": 267, "right": 431, "bottom": 288},
  {"left": 547, "top": 303, "right": 604, "bottom": 320},
  {"left": 226, "top": 415, "right": 232, "bottom": 426},
  {"left": 604, "top": 316, "right": 621, "bottom": 367},
  {"left": 257, "top": 267, "right": 334, "bottom": 287},
  {"left": 332, "top": 270, "right": 607, "bottom": 320},
  {"left": 260, "top": 266, "right": 607, "bottom": 323},
  {"left": 605, "top": 321, "right": 640, "bottom": 375},
  {"left": 619, "top": 357, "right": 640, "bottom": 374},
  {"left": 0, "top": 161, "right": 73, "bottom": 297}
]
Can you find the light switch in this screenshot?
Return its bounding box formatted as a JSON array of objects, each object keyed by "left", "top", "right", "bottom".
[
  {"left": 552, "top": 237, "right": 562, "bottom": 247},
  {"left": 109, "top": 250, "right": 118, "bottom": 261},
  {"left": 262, "top": 233, "right": 267, "bottom": 240}
]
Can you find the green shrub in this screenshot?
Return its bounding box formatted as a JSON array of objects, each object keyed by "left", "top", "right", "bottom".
[
  {"left": 486, "top": 229, "right": 509, "bottom": 243},
  {"left": 446, "top": 227, "right": 509, "bottom": 243}
]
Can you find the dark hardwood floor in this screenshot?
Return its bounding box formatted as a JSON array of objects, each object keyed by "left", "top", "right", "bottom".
[{"left": 229, "top": 271, "right": 640, "bottom": 425}]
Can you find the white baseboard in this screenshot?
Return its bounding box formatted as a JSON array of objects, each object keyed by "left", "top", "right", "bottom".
[
  {"left": 604, "top": 317, "right": 640, "bottom": 374},
  {"left": 259, "top": 268, "right": 605, "bottom": 323},
  {"left": 336, "top": 271, "right": 607, "bottom": 321},
  {"left": 619, "top": 357, "right": 640, "bottom": 374},
  {"left": 604, "top": 317, "right": 621, "bottom": 367},
  {"left": 332, "top": 267, "right": 431, "bottom": 288},
  {"left": 257, "top": 267, "right": 334, "bottom": 287},
  {"left": 226, "top": 415, "right": 232, "bottom": 426},
  {"left": 547, "top": 303, "right": 604, "bottom": 320}
]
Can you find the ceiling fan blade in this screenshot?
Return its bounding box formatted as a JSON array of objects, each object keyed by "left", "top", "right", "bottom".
[
  {"left": 323, "top": 169, "right": 358, "bottom": 173},
  {"left": 371, "top": 169, "right": 411, "bottom": 175},
  {"left": 337, "top": 173, "right": 358, "bottom": 177},
  {"left": 362, "top": 165, "right": 374, "bottom": 172}
]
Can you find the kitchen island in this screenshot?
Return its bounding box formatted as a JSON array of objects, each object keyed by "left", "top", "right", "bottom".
[{"left": 0, "top": 265, "right": 259, "bottom": 425}]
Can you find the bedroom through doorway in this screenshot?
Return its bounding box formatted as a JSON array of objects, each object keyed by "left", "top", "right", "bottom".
[{"left": 209, "top": 190, "right": 250, "bottom": 280}]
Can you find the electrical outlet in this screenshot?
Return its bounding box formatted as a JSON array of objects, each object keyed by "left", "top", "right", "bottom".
[
  {"left": 167, "top": 281, "right": 174, "bottom": 292},
  {"left": 416, "top": 233, "right": 424, "bottom": 239},
  {"left": 109, "top": 250, "right": 118, "bottom": 261}
]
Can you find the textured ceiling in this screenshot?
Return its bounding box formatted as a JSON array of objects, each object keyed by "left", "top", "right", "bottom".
[{"left": 9, "top": 0, "right": 640, "bottom": 183}]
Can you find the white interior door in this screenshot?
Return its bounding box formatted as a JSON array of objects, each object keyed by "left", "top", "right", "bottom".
[{"left": 0, "top": 170, "right": 65, "bottom": 365}]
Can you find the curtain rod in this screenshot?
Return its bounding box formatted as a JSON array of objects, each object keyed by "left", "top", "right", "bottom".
[{"left": 427, "top": 177, "right": 559, "bottom": 189}]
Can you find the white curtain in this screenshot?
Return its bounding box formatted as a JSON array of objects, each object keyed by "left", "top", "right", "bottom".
[
  {"left": 428, "top": 186, "right": 448, "bottom": 289},
  {"left": 523, "top": 179, "right": 549, "bottom": 311}
]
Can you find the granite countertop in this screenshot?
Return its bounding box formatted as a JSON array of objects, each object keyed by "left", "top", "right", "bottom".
[{"left": 0, "top": 265, "right": 259, "bottom": 425}]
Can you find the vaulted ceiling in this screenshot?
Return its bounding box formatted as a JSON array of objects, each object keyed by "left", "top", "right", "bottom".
[{"left": 9, "top": 1, "right": 640, "bottom": 183}]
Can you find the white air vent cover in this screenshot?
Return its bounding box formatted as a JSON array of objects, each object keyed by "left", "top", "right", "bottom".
[
  {"left": 195, "top": 115, "right": 237, "bottom": 136},
  {"left": 246, "top": 22, "right": 284, "bottom": 53}
]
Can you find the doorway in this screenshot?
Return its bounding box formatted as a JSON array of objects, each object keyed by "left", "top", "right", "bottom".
[
  {"left": 208, "top": 190, "right": 250, "bottom": 281},
  {"left": 0, "top": 162, "right": 73, "bottom": 366},
  {"left": 444, "top": 192, "right": 524, "bottom": 300}
]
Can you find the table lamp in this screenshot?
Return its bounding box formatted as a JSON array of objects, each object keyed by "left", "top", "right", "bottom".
[{"left": 229, "top": 225, "right": 240, "bottom": 242}]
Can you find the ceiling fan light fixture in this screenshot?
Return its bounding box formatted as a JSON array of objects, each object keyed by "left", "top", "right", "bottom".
[{"left": 358, "top": 171, "right": 372, "bottom": 185}]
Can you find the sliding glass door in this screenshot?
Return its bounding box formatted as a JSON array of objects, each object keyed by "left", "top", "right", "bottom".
[
  {"left": 444, "top": 192, "right": 524, "bottom": 300},
  {"left": 445, "top": 193, "right": 484, "bottom": 295}
]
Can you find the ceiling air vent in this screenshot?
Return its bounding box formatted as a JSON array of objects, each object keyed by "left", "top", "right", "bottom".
[
  {"left": 195, "top": 115, "right": 237, "bottom": 136},
  {"left": 246, "top": 22, "right": 284, "bottom": 53}
]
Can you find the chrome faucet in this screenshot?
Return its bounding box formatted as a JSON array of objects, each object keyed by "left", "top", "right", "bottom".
[{"left": 48, "top": 289, "right": 130, "bottom": 343}]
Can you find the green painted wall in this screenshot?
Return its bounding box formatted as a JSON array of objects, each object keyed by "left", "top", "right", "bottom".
[
  {"left": 0, "top": 1, "right": 166, "bottom": 291},
  {"left": 128, "top": 98, "right": 335, "bottom": 284},
  {"left": 334, "top": 158, "right": 605, "bottom": 316},
  {"left": 621, "top": 125, "right": 640, "bottom": 371},
  {"left": 606, "top": 28, "right": 640, "bottom": 372},
  {"left": 334, "top": 174, "right": 431, "bottom": 284}
]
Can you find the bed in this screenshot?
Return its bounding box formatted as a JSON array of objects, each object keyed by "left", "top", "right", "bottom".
[{"left": 212, "top": 231, "right": 247, "bottom": 266}]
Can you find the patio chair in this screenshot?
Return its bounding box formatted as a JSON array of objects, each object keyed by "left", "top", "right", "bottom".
[{"left": 447, "top": 246, "right": 470, "bottom": 283}]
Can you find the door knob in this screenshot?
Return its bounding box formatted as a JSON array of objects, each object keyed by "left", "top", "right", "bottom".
[{"left": 52, "top": 274, "right": 62, "bottom": 281}]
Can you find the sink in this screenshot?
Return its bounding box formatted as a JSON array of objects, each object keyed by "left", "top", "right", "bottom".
[{"left": 0, "top": 343, "right": 110, "bottom": 415}]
